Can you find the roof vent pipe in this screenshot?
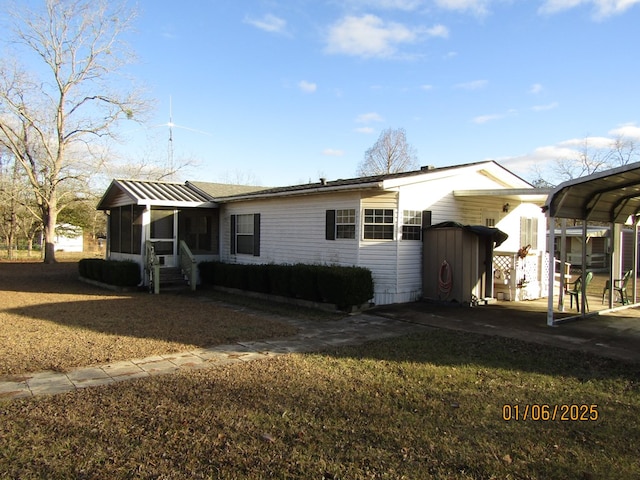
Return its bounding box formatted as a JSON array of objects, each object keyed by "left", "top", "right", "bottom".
[
  {"left": 320, "top": 177, "right": 327, "bottom": 185},
  {"left": 421, "top": 165, "right": 435, "bottom": 171}
]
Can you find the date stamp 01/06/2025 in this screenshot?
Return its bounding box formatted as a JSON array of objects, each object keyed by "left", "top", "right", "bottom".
[{"left": 502, "top": 404, "right": 599, "bottom": 422}]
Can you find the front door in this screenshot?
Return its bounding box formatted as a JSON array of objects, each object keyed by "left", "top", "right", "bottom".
[{"left": 150, "top": 209, "right": 178, "bottom": 267}]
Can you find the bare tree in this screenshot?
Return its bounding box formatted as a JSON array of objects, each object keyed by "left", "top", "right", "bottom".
[
  {"left": 610, "top": 134, "right": 639, "bottom": 166},
  {"left": 552, "top": 136, "right": 612, "bottom": 182},
  {"left": 0, "top": 0, "right": 147, "bottom": 263},
  {"left": 357, "top": 127, "right": 419, "bottom": 176}
]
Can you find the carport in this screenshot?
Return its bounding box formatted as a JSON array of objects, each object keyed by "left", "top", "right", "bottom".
[{"left": 545, "top": 162, "right": 640, "bottom": 325}]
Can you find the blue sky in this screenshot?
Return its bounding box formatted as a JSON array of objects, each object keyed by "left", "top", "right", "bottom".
[{"left": 118, "top": 0, "right": 640, "bottom": 187}]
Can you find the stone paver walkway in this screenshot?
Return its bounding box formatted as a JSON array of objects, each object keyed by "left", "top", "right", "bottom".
[{"left": 0, "top": 314, "right": 427, "bottom": 401}]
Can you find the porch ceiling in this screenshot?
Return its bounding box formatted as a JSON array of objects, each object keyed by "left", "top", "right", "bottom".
[{"left": 544, "top": 161, "right": 640, "bottom": 223}]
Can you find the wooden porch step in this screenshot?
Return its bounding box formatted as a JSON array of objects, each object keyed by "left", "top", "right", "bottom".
[{"left": 159, "top": 267, "right": 189, "bottom": 288}]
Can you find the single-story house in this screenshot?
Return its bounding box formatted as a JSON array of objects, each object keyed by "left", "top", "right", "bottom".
[{"left": 97, "top": 161, "right": 551, "bottom": 305}]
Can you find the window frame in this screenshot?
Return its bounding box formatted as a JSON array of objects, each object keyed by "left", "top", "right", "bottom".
[
  {"left": 520, "top": 217, "right": 539, "bottom": 250},
  {"left": 231, "top": 213, "right": 260, "bottom": 256},
  {"left": 402, "top": 210, "right": 422, "bottom": 241},
  {"left": 363, "top": 208, "right": 395, "bottom": 240},
  {"left": 335, "top": 208, "right": 356, "bottom": 239}
]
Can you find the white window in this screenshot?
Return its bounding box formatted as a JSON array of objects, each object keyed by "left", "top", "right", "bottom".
[
  {"left": 336, "top": 209, "right": 356, "bottom": 239},
  {"left": 231, "top": 213, "right": 260, "bottom": 256},
  {"left": 363, "top": 208, "right": 394, "bottom": 240},
  {"left": 402, "top": 210, "right": 422, "bottom": 240},
  {"left": 520, "top": 217, "right": 538, "bottom": 250}
]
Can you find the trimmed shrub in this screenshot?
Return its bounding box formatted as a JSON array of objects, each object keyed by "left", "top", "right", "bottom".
[
  {"left": 78, "top": 259, "right": 141, "bottom": 287},
  {"left": 317, "top": 265, "right": 374, "bottom": 309},
  {"left": 198, "top": 261, "right": 216, "bottom": 284},
  {"left": 198, "top": 261, "right": 374, "bottom": 310},
  {"left": 267, "top": 264, "right": 293, "bottom": 297},
  {"left": 290, "top": 264, "right": 321, "bottom": 302}
]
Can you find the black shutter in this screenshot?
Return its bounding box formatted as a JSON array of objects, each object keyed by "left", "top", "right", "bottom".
[
  {"left": 421, "top": 211, "right": 432, "bottom": 242},
  {"left": 253, "top": 213, "right": 260, "bottom": 257},
  {"left": 230, "top": 215, "right": 236, "bottom": 254},
  {"left": 422, "top": 210, "right": 432, "bottom": 227},
  {"left": 326, "top": 210, "right": 336, "bottom": 240}
]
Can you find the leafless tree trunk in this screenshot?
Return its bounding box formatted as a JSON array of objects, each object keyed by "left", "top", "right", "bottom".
[{"left": 0, "top": 0, "right": 147, "bottom": 263}]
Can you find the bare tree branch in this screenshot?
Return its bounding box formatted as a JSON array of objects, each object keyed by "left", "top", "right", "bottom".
[
  {"left": 357, "top": 127, "right": 419, "bottom": 176},
  {"left": 0, "top": 0, "right": 148, "bottom": 262}
]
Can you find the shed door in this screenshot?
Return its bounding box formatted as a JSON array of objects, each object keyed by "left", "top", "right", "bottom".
[{"left": 150, "top": 209, "right": 177, "bottom": 267}]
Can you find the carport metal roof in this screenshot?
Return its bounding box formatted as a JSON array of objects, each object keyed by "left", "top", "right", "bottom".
[
  {"left": 545, "top": 161, "right": 640, "bottom": 326},
  {"left": 545, "top": 161, "right": 640, "bottom": 223}
]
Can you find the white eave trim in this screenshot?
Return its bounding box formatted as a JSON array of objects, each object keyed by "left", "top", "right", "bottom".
[
  {"left": 137, "top": 200, "right": 218, "bottom": 208},
  {"left": 454, "top": 188, "right": 552, "bottom": 202}
]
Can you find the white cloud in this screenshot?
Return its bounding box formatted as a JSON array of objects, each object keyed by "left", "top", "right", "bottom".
[
  {"left": 434, "top": 0, "right": 491, "bottom": 15},
  {"left": 473, "top": 113, "right": 505, "bottom": 124},
  {"left": 345, "top": 0, "right": 425, "bottom": 10},
  {"left": 355, "top": 127, "right": 376, "bottom": 134},
  {"left": 539, "top": 0, "right": 640, "bottom": 19},
  {"left": 529, "top": 83, "right": 544, "bottom": 94},
  {"left": 454, "top": 79, "right": 488, "bottom": 90},
  {"left": 323, "top": 148, "right": 345, "bottom": 156},
  {"left": 298, "top": 80, "right": 317, "bottom": 93},
  {"left": 324, "top": 14, "right": 444, "bottom": 59},
  {"left": 420, "top": 84, "right": 434, "bottom": 91},
  {"left": 426, "top": 24, "right": 450, "bottom": 38},
  {"left": 532, "top": 102, "right": 559, "bottom": 111},
  {"left": 356, "top": 112, "right": 384, "bottom": 123},
  {"left": 473, "top": 108, "right": 517, "bottom": 124},
  {"left": 609, "top": 123, "right": 640, "bottom": 139},
  {"left": 244, "top": 14, "right": 288, "bottom": 34},
  {"left": 559, "top": 136, "right": 614, "bottom": 149}
]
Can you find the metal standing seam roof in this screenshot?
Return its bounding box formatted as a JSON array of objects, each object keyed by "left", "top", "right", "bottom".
[
  {"left": 96, "top": 179, "right": 216, "bottom": 209},
  {"left": 117, "top": 179, "right": 212, "bottom": 203},
  {"left": 545, "top": 161, "right": 640, "bottom": 223}
]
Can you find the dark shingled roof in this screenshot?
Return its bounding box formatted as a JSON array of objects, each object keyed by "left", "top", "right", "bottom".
[
  {"left": 207, "top": 162, "right": 492, "bottom": 201},
  {"left": 187, "top": 181, "right": 269, "bottom": 199}
]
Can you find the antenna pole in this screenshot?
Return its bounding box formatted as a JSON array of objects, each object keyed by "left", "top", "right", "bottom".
[{"left": 168, "top": 96, "right": 174, "bottom": 175}]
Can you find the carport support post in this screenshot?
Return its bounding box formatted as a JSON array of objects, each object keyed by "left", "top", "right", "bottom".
[
  {"left": 634, "top": 216, "right": 639, "bottom": 304},
  {"left": 547, "top": 216, "right": 556, "bottom": 326},
  {"left": 558, "top": 218, "right": 567, "bottom": 312},
  {"left": 580, "top": 221, "right": 588, "bottom": 315}
]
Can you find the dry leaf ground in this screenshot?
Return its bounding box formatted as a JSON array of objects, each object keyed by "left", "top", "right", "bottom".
[
  {"left": 0, "top": 256, "right": 297, "bottom": 375},
  {"left": 1, "top": 255, "right": 639, "bottom": 478}
]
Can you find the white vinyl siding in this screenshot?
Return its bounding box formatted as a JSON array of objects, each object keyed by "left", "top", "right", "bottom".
[
  {"left": 359, "top": 194, "right": 399, "bottom": 304},
  {"left": 221, "top": 193, "right": 360, "bottom": 266}
]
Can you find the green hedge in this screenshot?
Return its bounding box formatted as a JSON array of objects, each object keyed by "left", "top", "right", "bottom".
[
  {"left": 78, "top": 258, "right": 141, "bottom": 287},
  {"left": 199, "top": 262, "right": 374, "bottom": 310}
]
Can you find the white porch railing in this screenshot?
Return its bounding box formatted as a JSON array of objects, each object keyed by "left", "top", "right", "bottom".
[
  {"left": 494, "top": 252, "right": 546, "bottom": 301},
  {"left": 145, "top": 240, "right": 160, "bottom": 294},
  {"left": 179, "top": 240, "right": 197, "bottom": 292}
]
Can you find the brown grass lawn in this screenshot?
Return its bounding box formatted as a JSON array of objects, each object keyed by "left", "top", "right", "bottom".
[
  {"left": 1, "top": 256, "right": 639, "bottom": 478},
  {"left": 0, "top": 256, "right": 298, "bottom": 375}
]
